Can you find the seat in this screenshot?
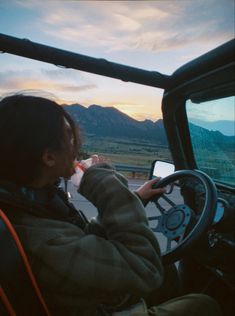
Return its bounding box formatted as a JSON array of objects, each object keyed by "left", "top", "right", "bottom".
[{"left": 0, "top": 209, "right": 51, "bottom": 316}]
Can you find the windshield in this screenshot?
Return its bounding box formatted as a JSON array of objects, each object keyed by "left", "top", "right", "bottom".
[{"left": 186, "top": 96, "right": 235, "bottom": 187}]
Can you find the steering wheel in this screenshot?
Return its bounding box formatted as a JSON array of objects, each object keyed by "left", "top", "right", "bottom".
[{"left": 148, "top": 169, "right": 217, "bottom": 265}]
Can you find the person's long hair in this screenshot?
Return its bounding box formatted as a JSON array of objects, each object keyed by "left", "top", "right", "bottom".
[{"left": 0, "top": 94, "right": 80, "bottom": 185}]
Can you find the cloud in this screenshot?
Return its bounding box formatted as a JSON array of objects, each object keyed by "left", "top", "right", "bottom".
[
  {"left": 7, "top": 0, "right": 234, "bottom": 55},
  {"left": 0, "top": 78, "right": 96, "bottom": 92},
  {"left": 38, "top": 1, "right": 171, "bottom": 51},
  {"left": 0, "top": 69, "right": 97, "bottom": 94},
  {"left": 41, "top": 68, "right": 84, "bottom": 80},
  {"left": 2, "top": 0, "right": 233, "bottom": 122},
  {"left": 113, "top": 14, "right": 141, "bottom": 32},
  {"left": 32, "top": 0, "right": 234, "bottom": 54},
  {"left": 13, "top": 0, "right": 39, "bottom": 8}
]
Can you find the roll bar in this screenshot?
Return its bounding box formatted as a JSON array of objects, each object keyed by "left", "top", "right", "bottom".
[{"left": 0, "top": 33, "right": 170, "bottom": 89}]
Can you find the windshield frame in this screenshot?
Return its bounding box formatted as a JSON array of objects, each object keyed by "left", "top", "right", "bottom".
[{"left": 162, "top": 59, "right": 235, "bottom": 189}]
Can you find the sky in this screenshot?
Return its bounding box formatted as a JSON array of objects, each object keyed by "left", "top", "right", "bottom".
[{"left": 0, "top": 0, "right": 234, "bottom": 121}]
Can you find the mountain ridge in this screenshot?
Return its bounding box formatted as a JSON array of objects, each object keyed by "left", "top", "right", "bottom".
[
  {"left": 64, "top": 103, "right": 167, "bottom": 144},
  {"left": 63, "top": 104, "right": 234, "bottom": 148}
]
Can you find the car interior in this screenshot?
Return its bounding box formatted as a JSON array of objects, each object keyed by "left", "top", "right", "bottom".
[{"left": 0, "top": 34, "right": 234, "bottom": 315}]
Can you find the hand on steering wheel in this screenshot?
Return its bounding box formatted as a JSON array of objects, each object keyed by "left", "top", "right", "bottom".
[{"left": 135, "top": 177, "right": 166, "bottom": 200}]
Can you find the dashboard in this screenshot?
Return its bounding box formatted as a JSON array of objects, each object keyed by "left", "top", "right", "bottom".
[{"left": 194, "top": 185, "right": 235, "bottom": 287}]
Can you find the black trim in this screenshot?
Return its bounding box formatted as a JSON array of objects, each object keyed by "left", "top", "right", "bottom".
[
  {"left": 0, "top": 33, "right": 169, "bottom": 89},
  {"left": 162, "top": 61, "right": 235, "bottom": 173},
  {"left": 169, "top": 39, "right": 235, "bottom": 89}
]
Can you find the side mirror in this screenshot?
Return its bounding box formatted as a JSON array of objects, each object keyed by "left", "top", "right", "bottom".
[{"left": 150, "top": 160, "right": 175, "bottom": 179}]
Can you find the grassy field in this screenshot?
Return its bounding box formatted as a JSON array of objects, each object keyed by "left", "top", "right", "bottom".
[
  {"left": 79, "top": 136, "right": 234, "bottom": 184},
  {"left": 80, "top": 136, "right": 172, "bottom": 178}
]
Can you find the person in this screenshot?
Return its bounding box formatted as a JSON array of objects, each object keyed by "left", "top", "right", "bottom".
[{"left": 0, "top": 94, "right": 221, "bottom": 316}]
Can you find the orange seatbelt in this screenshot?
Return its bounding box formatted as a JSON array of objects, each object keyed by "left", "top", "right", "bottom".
[
  {"left": 0, "top": 285, "right": 16, "bottom": 316},
  {"left": 0, "top": 209, "right": 51, "bottom": 316}
]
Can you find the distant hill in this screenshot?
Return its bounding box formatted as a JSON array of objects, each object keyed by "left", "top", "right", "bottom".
[
  {"left": 64, "top": 103, "right": 168, "bottom": 144},
  {"left": 63, "top": 104, "right": 235, "bottom": 150},
  {"left": 189, "top": 123, "right": 235, "bottom": 151},
  {"left": 190, "top": 118, "right": 234, "bottom": 136}
]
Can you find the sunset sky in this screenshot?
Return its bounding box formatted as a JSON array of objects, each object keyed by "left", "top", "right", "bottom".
[{"left": 0, "top": 0, "right": 234, "bottom": 121}]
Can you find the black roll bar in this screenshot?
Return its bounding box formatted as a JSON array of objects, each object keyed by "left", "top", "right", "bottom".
[{"left": 0, "top": 33, "right": 170, "bottom": 89}]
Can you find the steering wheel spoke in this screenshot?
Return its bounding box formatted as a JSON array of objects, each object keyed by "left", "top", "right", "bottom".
[
  {"left": 161, "top": 194, "right": 176, "bottom": 207},
  {"left": 166, "top": 238, "right": 172, "bottom": 251},
  {"left": 165, "top": 228, "right": 187, "bottom": 253},
  {"left": 152, "top": 199, "right": 167, "bottom": 214},
  {"left": 147, "top": 215, "right": 161, "bottom": 222}
]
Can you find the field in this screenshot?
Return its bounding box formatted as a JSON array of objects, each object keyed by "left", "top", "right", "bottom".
[
  {"left": 194, "top": 148, "right": 235, "bottom": 186},
  {"left": 79, "top": 135, "right": 235, "bottom": 185},
  {"left": 80, "top": 136, "right": 172, "bottom": 178}
]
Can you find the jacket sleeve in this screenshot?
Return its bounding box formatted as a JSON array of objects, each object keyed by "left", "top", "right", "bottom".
[
  {"left": 79, "top": 164, "right": 164, "bottom": 293},
  {"left": 28, "top": 164, "right": 164, "bottom": 304}
]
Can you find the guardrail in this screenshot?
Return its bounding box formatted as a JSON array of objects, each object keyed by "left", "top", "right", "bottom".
[
  {"left": 62, "top": 164, "right": 151, "bottom": 193},
  {"left": 114, "top": 164, "right": 150, "bottom": 178}
]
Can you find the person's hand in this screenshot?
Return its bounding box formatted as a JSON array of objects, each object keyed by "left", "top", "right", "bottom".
[
  {"left": 80, "top": 155, "right": 106, "bottom": 169},
  {"left": 91, "top": 154, "right": 106, "bottom": 165},
  {"left": 135, "top": 177, "right": 166, "bottom": 201}
]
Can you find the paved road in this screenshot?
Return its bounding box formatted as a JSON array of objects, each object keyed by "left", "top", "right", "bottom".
[{"left": 64, "top": 178, "right": 183, "bottom": 254}]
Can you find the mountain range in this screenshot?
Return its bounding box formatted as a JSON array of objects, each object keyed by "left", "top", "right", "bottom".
[
  {"left": 64, "top": 103, "right": 168, "bottom": 144},
  {"left": 64, "top": 104, "right": 234, "bottom": 149},
  {"left": 190, "top": 118, "right": 234, "bottom": 136}
]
